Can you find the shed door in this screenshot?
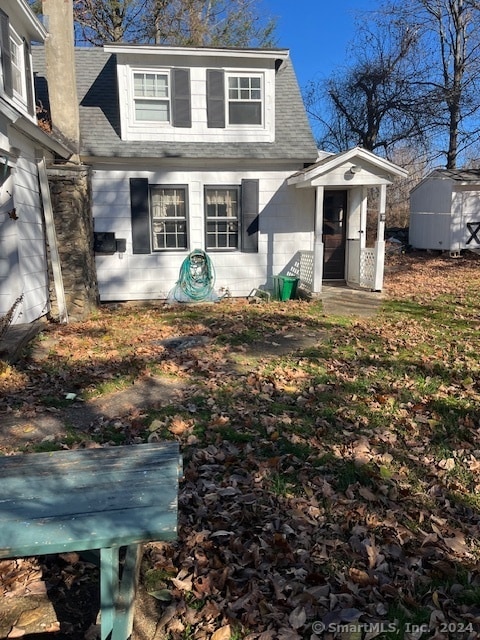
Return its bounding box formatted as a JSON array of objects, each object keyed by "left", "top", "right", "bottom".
[{"left": 323, "top": 190, "right": 347, "bottom": 279}]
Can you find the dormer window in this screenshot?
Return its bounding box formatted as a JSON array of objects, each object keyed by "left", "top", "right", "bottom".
[
  {"left": 128, "top": 67, "right": 191, "bottom": 128},
  {"left": 206, "top": 69, "right": 264, "bottom": 129},
  {"left": 227, "top": 74, "right": 262, "bottom": 125},
  {"left": 133, "top": 71, "right": 170, "bottom": 122}
]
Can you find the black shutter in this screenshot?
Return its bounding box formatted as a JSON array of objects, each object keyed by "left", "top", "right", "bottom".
[
  {"left": 172, "top": 68, "right": 191, "bottom": 128},
  {"left": 241, "top": 179, "right": 259, "bottom": 253},
  {"left": 206, "top": 69, "right": 225, "bottom": 128},
  {"left": 130, "top": 178, "right": 151, "bottom": 254},
  {"left": 23, "top": 39, "right": 34, "bottom": 114},
  {"left": 0, "top": 9, "right": 13, "bottom": 97}
]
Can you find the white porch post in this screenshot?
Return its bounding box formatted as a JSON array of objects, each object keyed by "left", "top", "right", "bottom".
[
  {"left": 313, "top": 185, "right": 324, "bottom": 294},
  {"left": 373, "top": 184, "right": 387, "bottom": 291},
  {"left": 360, "top": 187, "right": 368, "bottom": 250}
]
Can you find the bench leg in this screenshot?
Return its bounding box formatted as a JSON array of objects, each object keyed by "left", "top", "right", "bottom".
[{"left": 100, "top": 544, "right": 142, "bottom": 640}]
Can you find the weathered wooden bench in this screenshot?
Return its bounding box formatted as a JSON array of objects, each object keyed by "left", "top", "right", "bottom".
[{"left": 0, "top": 442, "right": 181, "bottom": 640}]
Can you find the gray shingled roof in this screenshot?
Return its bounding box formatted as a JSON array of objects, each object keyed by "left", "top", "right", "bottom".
[
  {"left": 428, "top": 168, "right": 480, "bottom": 183},
  {"left": 33, "top": 47, "right": 318, "bottom": 162}
]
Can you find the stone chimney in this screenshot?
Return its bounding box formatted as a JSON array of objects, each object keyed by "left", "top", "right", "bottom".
[{"left": 41, "top": 0, "right": 80, "bottom": 158}]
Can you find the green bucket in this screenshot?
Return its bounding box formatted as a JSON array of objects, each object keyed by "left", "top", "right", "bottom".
[{"left": 273, "top": 275, "right": 299, "bottom": 301}]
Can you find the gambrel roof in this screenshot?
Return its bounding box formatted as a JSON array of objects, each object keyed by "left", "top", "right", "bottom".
[{"left": 33, "top": 46, "right": 318, "bottom": 163}]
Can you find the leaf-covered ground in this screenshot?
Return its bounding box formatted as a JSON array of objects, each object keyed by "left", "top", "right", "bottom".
[{"left": 1, "top": 251, "right": 480, "bottom": 640}]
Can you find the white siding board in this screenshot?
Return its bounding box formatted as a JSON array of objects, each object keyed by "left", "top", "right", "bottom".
[
  {"left": 410, "top": 178, "right": 453, "bottom": 214},
  {"left": 0, "top": 130, "right": 50, "bottom": 324}
]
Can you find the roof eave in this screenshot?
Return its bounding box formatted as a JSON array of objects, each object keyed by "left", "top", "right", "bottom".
[
  {"left": 103, "top": 44, "right": 289, "bottom": 61},
  {"left": 12, "top": 117, "right": 74, "bottom": 159},
  {"left": 18, "top": 0, "right": 47, "bottom": 41}
]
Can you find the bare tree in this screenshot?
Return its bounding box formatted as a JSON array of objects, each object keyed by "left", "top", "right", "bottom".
[
  {"left": 147, "top": 0, "right": 276, "bottom": 47},
  {"left": 71, "top": 0, "right": 151, "bottom": 44},
  {"left": 305, "top": 17, "right": 429, "bottom": 159},
  {"left": 33, "top": 0, "right": 276, "bottom": 47},
  {"left": 382, "top": 0, "right": 480, "bottom": 169}
]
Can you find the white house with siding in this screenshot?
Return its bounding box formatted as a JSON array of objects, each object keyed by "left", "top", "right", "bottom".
[
  {"left": 0, "top": 0, "right": 71, "bottom": 325},
  {"left": 410, "top": 169, "right": 480, "bottom": 254},
  {"left": 33, "top": 37, "right": 407, "bottom": 304}
]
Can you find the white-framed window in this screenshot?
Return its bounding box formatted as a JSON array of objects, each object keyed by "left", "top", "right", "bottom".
[
  {"left": 151, "top": 186, "right": 188, "bottom": 250},
  {"left": 133, "top": 70, "right": 170, "bottom": 123},
  {"left": 227, "top": 73, "right": 263, "bottom": 126},
  {"left": 9, "top": 31, "right": 25, "bottom": 102},
  {"left": 205, "top": 186, "right": 240, "bottom": 250}
]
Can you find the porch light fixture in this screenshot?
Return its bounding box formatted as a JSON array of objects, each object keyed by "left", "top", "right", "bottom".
[{"left": 350, "top": 165, "right": 362, "bottom": 174}]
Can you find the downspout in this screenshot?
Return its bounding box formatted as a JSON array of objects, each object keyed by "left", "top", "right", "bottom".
[
  {"left": 373, "top": 184, "right": 386, "bottom": 291},
  {"left": 37, "top": 155, "right": 68, "bottom": 323}
]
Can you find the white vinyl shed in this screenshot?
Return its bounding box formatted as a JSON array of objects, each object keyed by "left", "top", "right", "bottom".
[{"left": 410, "top": 169, "right": 480, "bottom": 254}]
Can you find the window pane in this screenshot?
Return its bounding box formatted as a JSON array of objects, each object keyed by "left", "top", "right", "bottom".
[
  {"left": 144, "top": 74, "right": 156, "bottom": 97},
  {"left": 229, "top": 102, "right": 262, "bottom": 125},
  {"left": 10, "top": 38, "right": 24, "bottom": 97},
  {"left": 134, "top": 73, "right": 168, "bottom": 98},
  {"left": 135, "top": 100, "right": 170, "bottom": 121}
]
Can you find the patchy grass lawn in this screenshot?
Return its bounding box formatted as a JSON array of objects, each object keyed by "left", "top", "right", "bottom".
[{"left": 1, "top": 251, "right": 480, "bottom": 640}]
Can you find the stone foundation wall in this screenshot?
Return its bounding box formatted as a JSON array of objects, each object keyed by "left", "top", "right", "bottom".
[{"left": 46, "top": 165, "right": 99, "bottom": 321}]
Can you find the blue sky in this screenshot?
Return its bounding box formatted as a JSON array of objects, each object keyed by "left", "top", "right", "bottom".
[{"left": 262, "top": 1, "right": 372, "bottom": 89}]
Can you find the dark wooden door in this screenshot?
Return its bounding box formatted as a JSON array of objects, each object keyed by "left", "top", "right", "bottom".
[{"left": 322, "top": 190, "right": 347, "bottom": 279}]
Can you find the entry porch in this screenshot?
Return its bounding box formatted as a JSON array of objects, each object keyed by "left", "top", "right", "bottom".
[{"left": 287, "top": 147, "right": 408, "bottom": 293}]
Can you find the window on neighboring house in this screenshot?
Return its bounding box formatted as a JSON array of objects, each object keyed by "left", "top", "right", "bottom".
[
  {"left": 151, "top": 186, "right": 188, "bottom": 250},
  {"left": 227, "top": 74, "right": 262, "bottom": 125},
  {"left": 205, "top": 187, "right": 240, "bottom": 250},
  {"left": 10, "top": 32, "right": 25, "bottom": 100},
  {"left": 134, "top": 71, "right": 170, "bottom": 122}
]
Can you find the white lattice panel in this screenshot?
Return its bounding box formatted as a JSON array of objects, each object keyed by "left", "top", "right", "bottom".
[
  {"left": 360, "top": 248, "right": 375, "bottom": 288},
  {"left": 284, "top": 251, "right": 314, "bottom": 291},
  {"left": 299, "top": 251, "right": 314, "bottom": 291}
]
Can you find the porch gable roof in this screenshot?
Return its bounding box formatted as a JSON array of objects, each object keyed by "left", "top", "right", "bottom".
[{"left": 287, "top": 147, "right": 408, "bottom": 188}]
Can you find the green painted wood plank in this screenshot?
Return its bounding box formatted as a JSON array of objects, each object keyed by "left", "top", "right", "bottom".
[
  {"left": 0, "top": 443, "right": 180, "bottom": 477},
  {"left": 0, "top": 505, "right": 178, "bottom": 558},
  {"left": 0, "top": 484, "right": 178, "bottom": 525},
  {"left": 111, "top": 544, "right": 142, "bottom": 640},
  {"left": 100, "top": 546, "right": 119, "bottom": 640},
  {"left": 0, "top": 468, "right": 180, "bottom": 515}
]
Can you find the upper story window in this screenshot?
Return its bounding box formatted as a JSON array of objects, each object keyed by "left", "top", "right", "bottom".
[
  {"left": 227, "top": 74, "right": 262, "bottom": 125},
  {"left": 129, "top": 67, "right": 191, "bottom": 128},
  {"left": 0, "top": 9, "right": 34, "bottom": 115},
  {"left": 206, "top": 69, "right": 265, "bottom": 129},
  {"left": 10, "top": 32, "right": 25, "bottom": 101},
  {"left": 133, "top": 71, "right": 170, "bottom": 122}
]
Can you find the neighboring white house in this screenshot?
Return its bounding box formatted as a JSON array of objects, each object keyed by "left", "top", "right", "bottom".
[
  {"left": 33, "top": 36, "right": 407, "bottom": 303},
  {"left": 0, "top": 0, "right": 71, "bottom": 324},
  {"left": 410, "top": 169, "right": 480, "bottom": 254}
]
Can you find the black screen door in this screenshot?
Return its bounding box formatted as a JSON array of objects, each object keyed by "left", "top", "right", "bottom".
[{"left": 322, "top": 190, "right": 347, "bottom": 279}]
